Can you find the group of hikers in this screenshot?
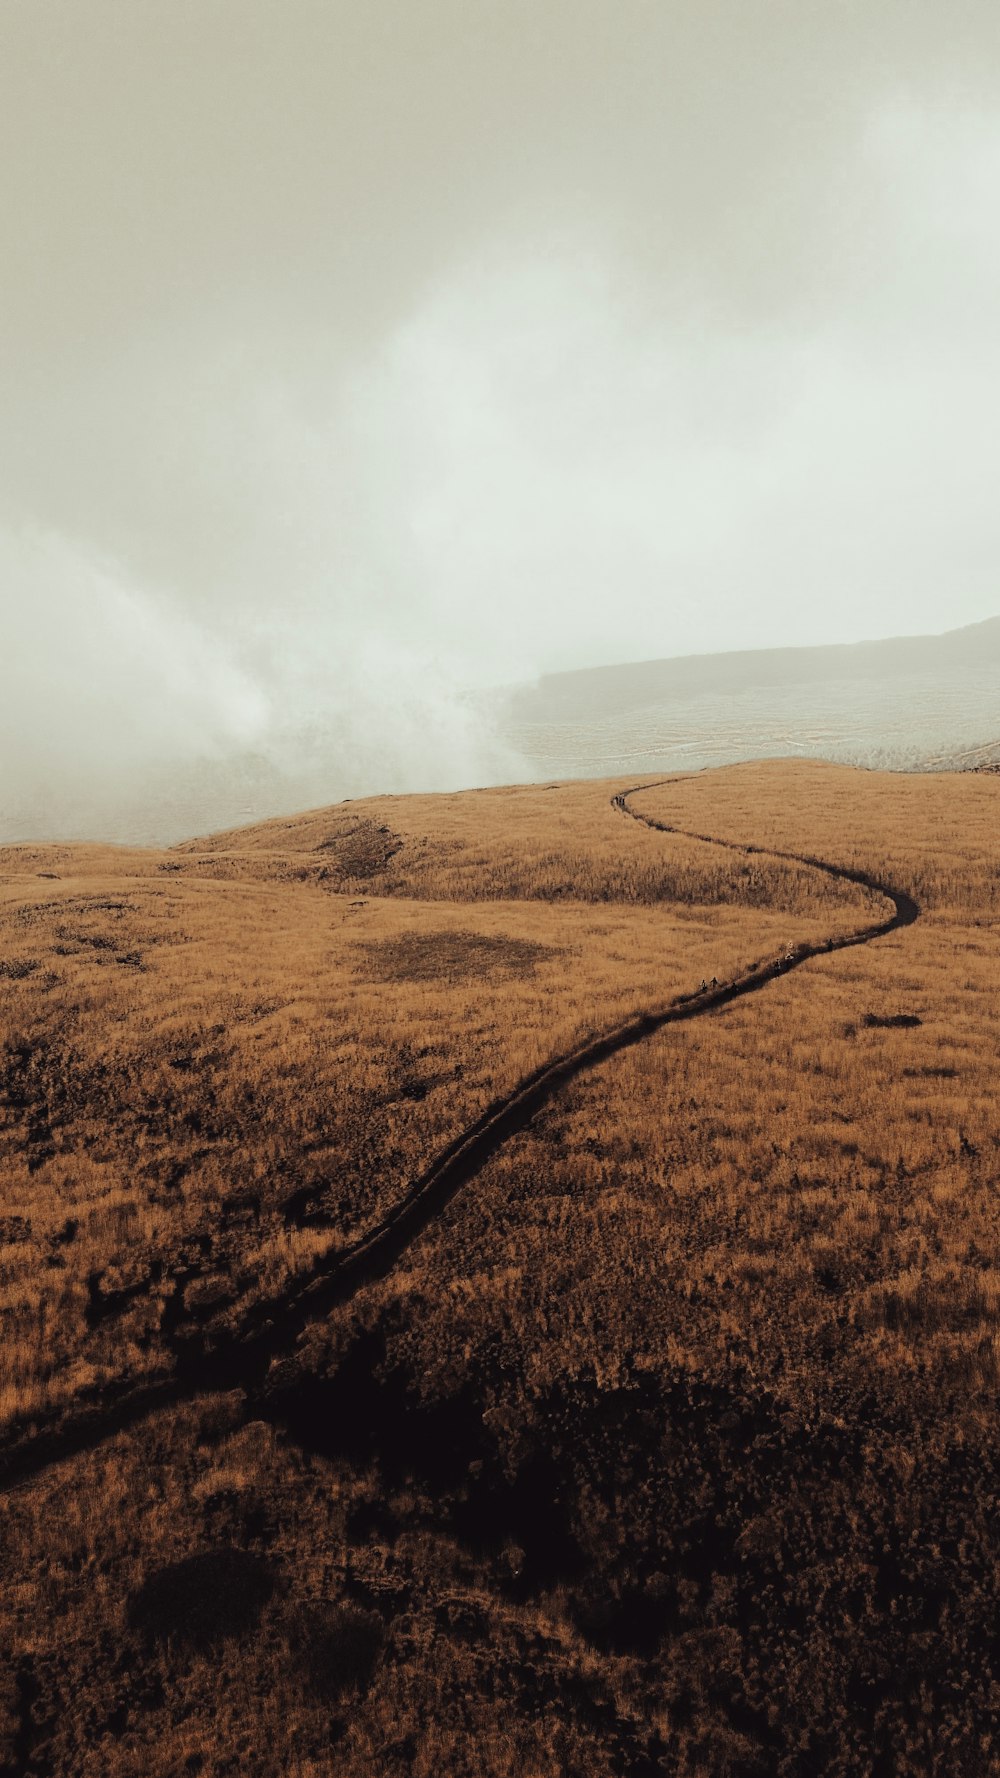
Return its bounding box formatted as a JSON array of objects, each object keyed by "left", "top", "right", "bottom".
[{"left": 697, "top": 947, "right": 799, "bottom": 994}]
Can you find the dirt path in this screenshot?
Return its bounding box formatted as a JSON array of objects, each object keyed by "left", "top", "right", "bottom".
[{"left": 0, "top": 782, "right": 919, "bottom": 1493}]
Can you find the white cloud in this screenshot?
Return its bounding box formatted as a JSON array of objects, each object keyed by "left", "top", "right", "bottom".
[
  {"left": 2, "top": 526, "right": 269, "bottom": 776},
  {"left": 2, "top": 3, "right": 1000, "bottom": 837}
]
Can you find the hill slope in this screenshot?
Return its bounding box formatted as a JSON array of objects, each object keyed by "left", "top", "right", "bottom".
[{"left": 1, "top": 763, "right": 999, "bottom": 1775}]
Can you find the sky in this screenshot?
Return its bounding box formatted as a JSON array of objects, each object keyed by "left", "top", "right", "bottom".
[{"left": 3, "top": 1, "right": 1000, "bottom": 823}]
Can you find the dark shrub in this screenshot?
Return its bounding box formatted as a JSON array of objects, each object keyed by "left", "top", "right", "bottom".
[
  {"left": 291, "top": 1602, "right": 385, "bottom": 1700},
  {"left": 127, "top": 1548, "right": 275, "bottom": 1651}
]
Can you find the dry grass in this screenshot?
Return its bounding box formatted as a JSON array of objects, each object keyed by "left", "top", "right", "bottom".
[
  {"left": 632, "top": 758, "right": 1000, "bottom": 912},
  {"left": 1, "top": 761, "right": 998, "bottom": 1775},
  {"left": 175, "top": 776, "right": 878, "bottom": 918},
  {"left": 0, "top": 779, "right": 864, "bottom": 1438}
]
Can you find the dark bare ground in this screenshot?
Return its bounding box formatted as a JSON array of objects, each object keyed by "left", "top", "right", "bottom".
[{"left": 357, "top": 928, "right": 558, "bottom": 984}]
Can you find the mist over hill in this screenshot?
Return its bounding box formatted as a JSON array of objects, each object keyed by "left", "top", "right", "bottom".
[
  {"left": 3, "top": 619, "right": 996, "bottom": 848},
  {"left": 499, "top": 616, "right": 1000, "bottom": 781}
]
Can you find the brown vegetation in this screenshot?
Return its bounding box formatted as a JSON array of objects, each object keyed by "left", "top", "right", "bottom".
[{"left": 1, "top": 762, "right": 999, "bottom": 1774}]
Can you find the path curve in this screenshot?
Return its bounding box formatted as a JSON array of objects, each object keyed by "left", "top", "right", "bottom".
[{"left": 0, "top": 781, "right": 919, "bottom": 1492}]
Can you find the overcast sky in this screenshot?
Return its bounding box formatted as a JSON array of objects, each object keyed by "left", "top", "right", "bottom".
[{"left": 3, "top": 1, "right": 1000, "bottom": 817}]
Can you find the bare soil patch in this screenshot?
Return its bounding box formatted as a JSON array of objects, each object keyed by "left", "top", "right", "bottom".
[
  {"left": 357, "top": 928, "right": 557, "bottom": 984},
  {"left": 316, "top": 819, "right": 403, "bottom": 877}
]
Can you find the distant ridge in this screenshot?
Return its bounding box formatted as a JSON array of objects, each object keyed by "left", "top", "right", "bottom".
[
  {"left": 499, "top": 617, "right": 1000, "bottom": 778},
  {"left": 509, "top": 617, "right": 1000, "bottom": 723}
]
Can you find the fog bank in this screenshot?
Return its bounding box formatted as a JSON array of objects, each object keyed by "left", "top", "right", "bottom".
[{"left": 4, "top": 3, "right": 1000, "bottom": 839}]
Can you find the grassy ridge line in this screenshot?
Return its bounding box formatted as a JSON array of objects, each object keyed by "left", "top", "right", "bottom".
[
  {"left": 0, "top": 781, "right": 920, "bottom": 1495},
  {"left": 617, "top": 780, "right": 920, "bottom": 936}
]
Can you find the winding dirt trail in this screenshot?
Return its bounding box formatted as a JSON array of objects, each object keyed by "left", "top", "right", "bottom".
[{"left": 0, "top": 783, "right": 919, "bottom": 1493}]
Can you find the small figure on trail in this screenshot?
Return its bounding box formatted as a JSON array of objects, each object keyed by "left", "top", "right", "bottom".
[
  {"left": 710, "top": 976, "right": 718, "bottom": 988},
  {"left": 699, "top": 979, "right": 708, "bottom": 992}
]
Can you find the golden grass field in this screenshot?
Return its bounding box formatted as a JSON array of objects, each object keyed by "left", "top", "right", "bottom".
[{"left": 1, "top": 761, "right": 999, "bottom": 1776}]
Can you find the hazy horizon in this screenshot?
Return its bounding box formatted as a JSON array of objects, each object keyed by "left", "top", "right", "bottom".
[
  {"left": 3, "top": 613, "right": 997, "bottom": 848},
  {"left": 517, "top": 612, "right": 1000, "bottom": 684},
  {"left": 5, "top": 2, "right": 1000, "bottom": 831}
]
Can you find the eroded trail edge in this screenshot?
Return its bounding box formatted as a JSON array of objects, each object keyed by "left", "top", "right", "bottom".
[{"left": 0, "top": 783, "right": 919, "bottom": 1493}]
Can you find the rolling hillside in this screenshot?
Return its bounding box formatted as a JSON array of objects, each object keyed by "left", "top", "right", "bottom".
[{"left": 1, "top": 763, "right": 999, "bottom": 1774}]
